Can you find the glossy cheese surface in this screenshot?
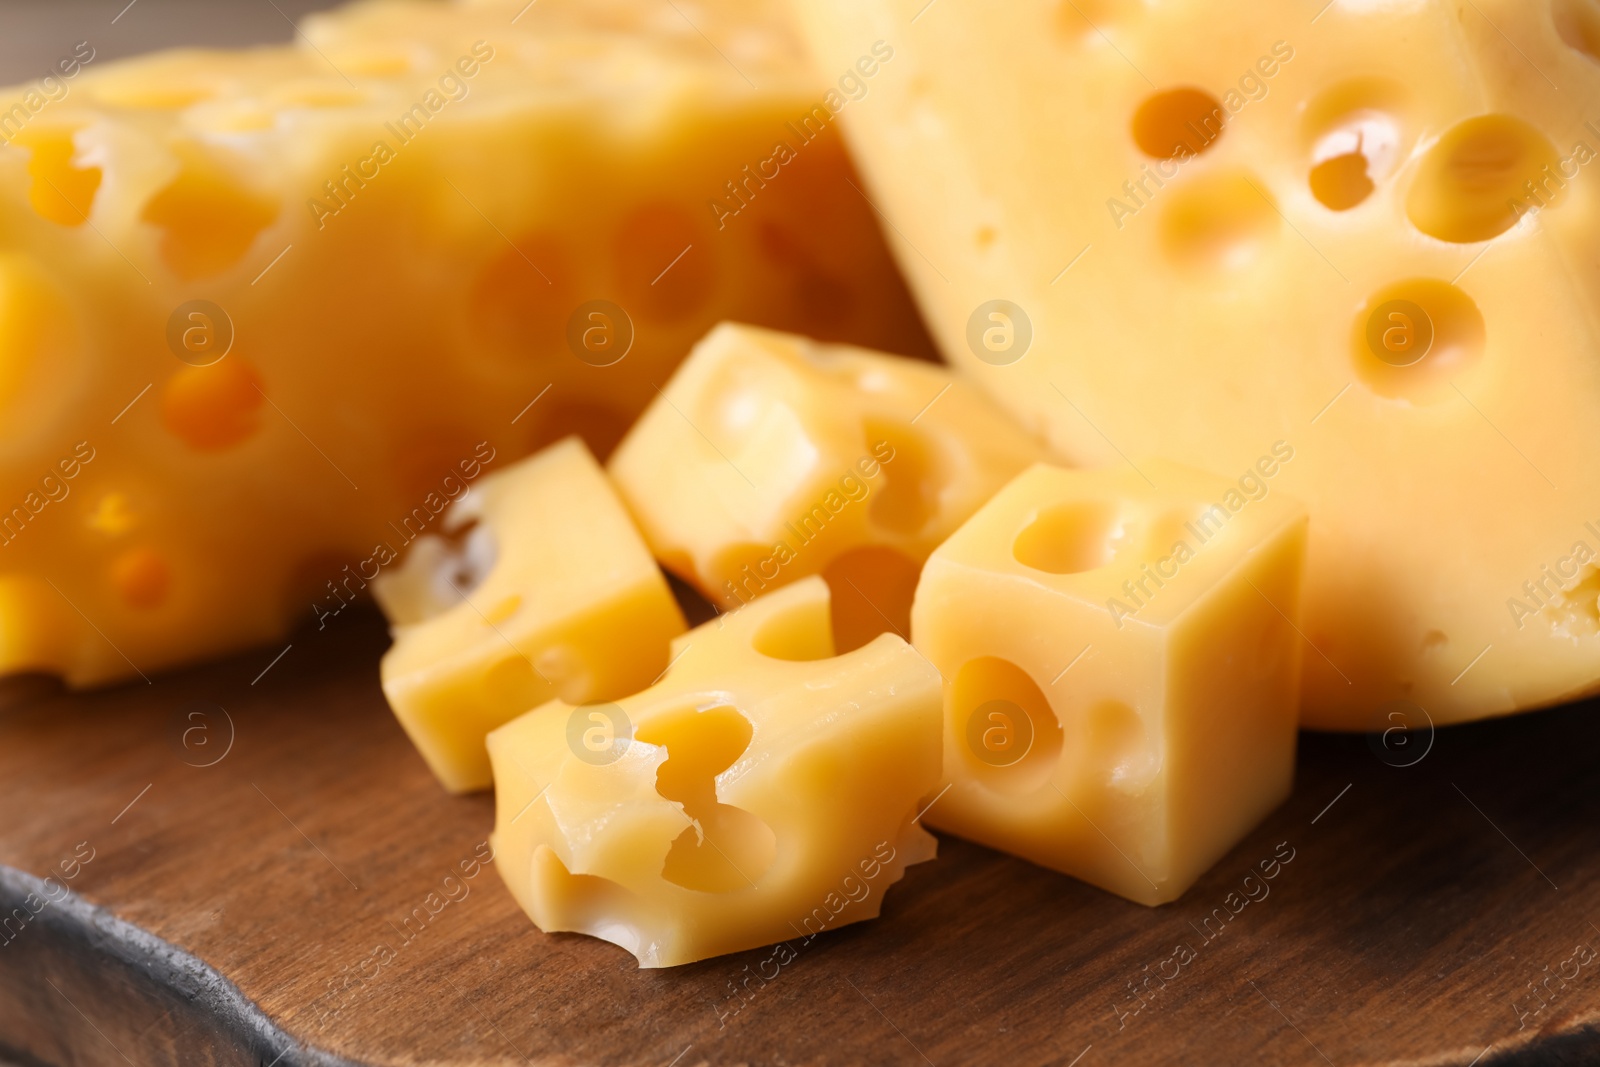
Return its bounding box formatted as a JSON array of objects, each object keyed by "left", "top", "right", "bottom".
[
  {"left": 487, "top": 576, "right": 941, "bottom": 967},
  {"left": 791, "top": 0, "right": 1600, "bottom": 728},
  {"left": 912, "top": 460, "right": 1307, "bottom": 904},
  {"left": 609, "top": 321, "right": 1040, "bottom": 652},
  {"left": 373, "top": 437, "right": 684, "bottom": 793},
  {"left": 0, "top": 0, "right": 930, "bottom": 687}
]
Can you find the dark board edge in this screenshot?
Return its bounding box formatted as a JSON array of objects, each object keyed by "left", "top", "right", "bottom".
[{"left": 0, "top": 864, "right": 366, "bottom": 1067}]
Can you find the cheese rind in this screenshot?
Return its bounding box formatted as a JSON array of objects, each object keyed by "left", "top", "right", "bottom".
[
  {"left": 488, "top": 576, "right": 941, "bottom": 967},
  {"left": 609, "top": 322, "right": 1041, "bottom": 650},
  {"left": 0, "top": 0, "right": 930, "bottom": 687},
  {"left": 911, "top": 461, "right": 1306, "bottom": 904},
  {"left": 374, "top": 437, "right": 685, "bottom": 793},
  {"left": 790, "top": 0, "right": 1600, "bottom": 728}
]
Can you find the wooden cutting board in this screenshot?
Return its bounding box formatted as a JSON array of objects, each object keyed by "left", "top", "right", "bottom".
[{"left": 0, "top": 608, "right": 1597, "bottom": 1067}]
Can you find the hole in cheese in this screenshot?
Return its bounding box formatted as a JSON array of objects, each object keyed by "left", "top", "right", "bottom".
[
  {"left": 110, "top": 546, "right": 172, "bottom": 610},
  {"left": 93, "top": 80, "right": 215, "bottom": 109},
  {"left": 1302, "top": 79, "right": 1410, "bottom": 214},
  {"left": 1084, "top": 699, "right": 1157, "bottom": 793},
  {"left": 1013, "top": 500, "right": 1127, "bottom": 575},
  {"left": 1159, "top": 171, "right": 1279, "bottom": 270},
  {"left": 613, "top": 204, "right": 713, "bottom": 323},
  {"left": 160, "top": 357, "right": 265, "bottom": 451},
  {"left": 643, "top": 703, "right": 777, "bottom": 893},
  {"left": 323, "top": 45, "right": 419, "bottom": 78},
  {"left": 1553, "top": 0, "right": 1600, "bottom": 62},
  {"left": 269, "top": 81, "right": 369, "bottom": 108},
  {"left": 751, "top": 599, "right": 834, "bottom": 662},
  {"left": 1351, "top": 278, "right": 1485, "bottom": 401},
  {"left": 15, "top": 129, "right": 101, "bottom": 227},
  {"left": 1406, "top": 114, "right": 1562, "bottom": 243},
  {"left": 142, "top": 156, "right": 279, "bottom": 280},
  {"left": 821, "top": 544, "right": 920, "bottom": 652},
  {"left": 953, "top": 657, "right": 1062, "bottom": 794},
  {"left": 469, "top": 234, "right": 571, "bottom": 358},
  {"left": 0, "top": 255, "right": 80, "bottom": 431},
  {"left": 1310, "top": 152, "right": 1375, "bottom": 211},
  {"left": 865, "top": 418, "right": 940, "bottom": 535},
  {"left": 1131, "top": 87, "right": 1226, "bottom": 161}
]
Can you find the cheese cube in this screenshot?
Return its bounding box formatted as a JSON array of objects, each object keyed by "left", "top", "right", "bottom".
[
  {"left": 374, "top": 438, "right": 684, "bottom": 793},
  {"left": 0, "top": 0, "right": 931, "bottom": 687},
  {"left": 609, "top": 322, "right": 1041, "bottom": 652},
  {"left": 791, "top": 0, "right": 1600, "bottom": 728},
  {"left": 487, "top": 576, "right": 941, "bottom": 967},
  {"left": 911, "top": 461, "right": 1307, "bottom": 905}
]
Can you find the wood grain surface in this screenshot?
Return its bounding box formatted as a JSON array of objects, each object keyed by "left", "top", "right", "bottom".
[{"left": 0, "top": 607, "right": 1597, "bottom": 1067}]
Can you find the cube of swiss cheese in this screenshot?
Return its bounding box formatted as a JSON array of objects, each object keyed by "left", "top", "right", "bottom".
[
  {"left": 609, "top": 322, "right": 1040, "bottom": 652},
  {"left": 487, "top": 576, "right": 941, "bottom": 967},
  {"left": 374, "top": 437, "right": 684, "bottom": 793},
  {"left": 911, "top": 460, "right": 1307, "bottom": 904}
]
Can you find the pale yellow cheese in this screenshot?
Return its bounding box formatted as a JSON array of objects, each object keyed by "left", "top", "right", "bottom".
[
  {"left": 911, "top": 460, "right": 1307, "bottom": 905},
  {"left": 487, "top": 576, "right": 941, "bottom": 967},
  {"left": 374, "top": 437, "right": 684, "bottom": 793},
  {"left": 609, "top": 322, "right": 1041, "bottom": 651},
  {"left": 0, "top": 0, "right": 930, "bottom": 687},
  {"left": 791, "top": 0, "right": 1600, "bottom": 728}
]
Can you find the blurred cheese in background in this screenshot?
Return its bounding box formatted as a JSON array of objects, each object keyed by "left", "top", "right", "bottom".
[
  {"left": 0, "top": 0, "right": 933, "bottom": 686},
  {"left": 791, "top": 0, "right": 1600, "bottom": 728}
]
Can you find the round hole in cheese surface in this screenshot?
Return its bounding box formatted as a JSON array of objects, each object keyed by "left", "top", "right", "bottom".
[
  {"left": 1131, "top": 87, "right": 1226, "bottom": 161},
  {"left": 1406, "top": 114, "right": 1561, "bottom": 243},
  {"left": 1159, "top": 171, "right": 1280, "bottom": 271},
  {"left": 110, "top": 547, "right": 172, "bottom": 610},
  {"left": 160, "top": 356, "right": 264, "bottom": 451},
  {"left": 1351, "top": 278, "right": 1486, "bottom": 401},
  {"left": 1552, "top": 0, "right": 1600, "bottom": 63},
  {"left": 1013, "top": 500, "right": 1127, "bottom": 575}
]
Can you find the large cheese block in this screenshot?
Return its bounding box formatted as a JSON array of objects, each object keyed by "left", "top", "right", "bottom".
[
  {"left": 790, "top": 0, "right": 1600, "bottom": 728},
  {"left": 0, "top": 0, "right": 931, "bottom": 687}
]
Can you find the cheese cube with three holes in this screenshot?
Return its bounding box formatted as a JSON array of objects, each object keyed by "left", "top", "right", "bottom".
[
  {"left": 373, "top": 437, "right": 685, "bottom": 794},
  {"left": 791, "top": 0, "right": 1600, "bottom": 729},
  {"left": 608, "top": 322, "right": 1042, "bottom": 653},
  {"left": 0, "top": 0, "right": 932, "bottom": 687},
  {"left": 487, "top": 576, "right": 942, "bottom": 967},
  {"left": 911, "top": 461, "right": 1307, "bottom": 905}
]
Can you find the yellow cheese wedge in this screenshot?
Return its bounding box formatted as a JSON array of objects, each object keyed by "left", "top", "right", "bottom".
[
  {"left": 487, "top": 575, "right": 941, "bottom": 967},
  {"left": 609, "top": 322, "right": 1041, "bottom": 651},
  {"left": 911, "top": 460, "right": 1307, "bottom": 905},
  {"left": 373, "top": 437, "right": 685, "bottom": 793},
  {"left": 791, "top": 0, "right": 1600, "bottom": 728},
  {"left": 0, "top": 0, "right": 931, "bottom": 687}
]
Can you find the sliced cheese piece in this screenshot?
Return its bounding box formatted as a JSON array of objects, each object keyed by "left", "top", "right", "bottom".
[
  {"left": 609, "top": 322, "right": 1041, "bottom": 652},
  {"left": 0, "top": 0, "right": 932, "bottom": 687},
  {"left": 488, "top": 576, "right": 940, "bottom": 967},
  {"left": 790, "top": 0, "right": 1600, "bottom": 728},
  {"left": 373, "top": 437, "right": 684, "bottom": 793},
  {"left": 911, "top": 460, "right": 1307, "bottom": 904}
]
